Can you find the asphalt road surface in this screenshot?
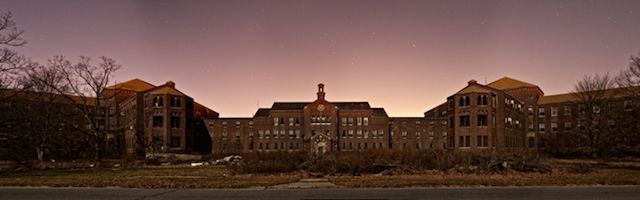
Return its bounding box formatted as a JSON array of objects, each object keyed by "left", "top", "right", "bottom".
[{"left": 1, "top": 186, "right": 639, "bottom": 200}]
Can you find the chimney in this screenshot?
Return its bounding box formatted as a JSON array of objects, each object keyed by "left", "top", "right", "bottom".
[
  {"left": 468, "top": 79, "right": 477, "bottom": 86},
  {"left": 166, "top": 81, "right": 175, "bottom": 88},
  {"left": 317, "top": 83, "right": 325, "bottom": 100}
]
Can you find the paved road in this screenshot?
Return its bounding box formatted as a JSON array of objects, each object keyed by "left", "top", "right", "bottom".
[{"left": 1, "top": 186, "right": 639, "bottom": 200}]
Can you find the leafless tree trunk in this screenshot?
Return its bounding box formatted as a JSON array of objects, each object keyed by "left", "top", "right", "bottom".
[
  {"left": 18, "top": 63, "right": 71, "bottom": 161},
  {"left": 571, "top": 73, "right": 614, "bottom": 158},
  {"left": 48, "top": 56, "right": 121, "bottom": 160}
]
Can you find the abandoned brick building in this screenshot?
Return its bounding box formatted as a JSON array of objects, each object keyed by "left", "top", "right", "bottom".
[
  {"left": 103, "top": 79, "right": 218, "bottom": 157},
  {"left": 207, "top": 77, "right": 638, "bottom": 154},
  {"left": 3, "top": 76, "right": 637, "bottom": 159}
]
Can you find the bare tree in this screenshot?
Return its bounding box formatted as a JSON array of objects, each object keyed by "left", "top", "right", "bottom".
[
  {"left": 49, "top": 55, "right": 121, "bottom": 160},
  {"left": 571, "top": 73, "right": 615, "bottom": 158},
  {"left": 0, "top": 11, "right": 28, "bottom": 90},
  {"left": 616, "top": 52, "right": 640, "bottom": 97},
  {"left": 17, "top": 63, "right": 73, "bottom": 161}
]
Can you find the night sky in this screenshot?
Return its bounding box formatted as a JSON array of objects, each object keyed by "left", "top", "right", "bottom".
[{"left": 2, "top": 0, "right": 639, "bottom": 117}]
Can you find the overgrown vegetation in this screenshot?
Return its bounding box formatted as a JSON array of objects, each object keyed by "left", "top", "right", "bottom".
[
  {"left": 0, "top": 166, "right": 299, "bottom": 188},
  {"left": 228, "top": 150, "right": 544, "bottom": 175}
]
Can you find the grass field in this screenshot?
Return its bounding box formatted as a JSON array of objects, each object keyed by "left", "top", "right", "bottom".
[
  {"left": 0, "top": 166, "right": 300, "bottom": 188},
  {"left": 330, "top": 168, "right": 640, "bottom": 187}
]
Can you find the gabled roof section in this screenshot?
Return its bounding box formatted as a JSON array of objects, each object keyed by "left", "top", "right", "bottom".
[
  {"left": 372, "top": 108, "right": 388, "bottom": 117},
  {"left": 271, "top": 102, "right": 310, "bottom": 110},
  {"left": 538, "top": 93, "right": 576, "bottom": 105},
  {"left": 270, "top": 101, "right": 372, "bottom": 110},
  {"left": 254, "top": 108, "right": 271, "bottom": 117},
  {"left": 145, "top": 81, "right": 187, "bottom": 96},
  {"left": 538, "top": 86, "right": 638, "bottom": 105},
  {"left": 334, "top": 102, "right": 371, "bottom": 110},
  {"left": 107, "top": 78, "right": 155, "bottom": 92},
  {"left": 488, "top": 77, "right": 540, "bottom": 91},
  {"left": 456, "top": 84, "right": 495, "bottom": 95}
]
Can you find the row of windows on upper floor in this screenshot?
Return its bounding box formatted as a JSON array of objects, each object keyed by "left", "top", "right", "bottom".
[
  {"left": 455, "top": 115, "right": 521, "bottom": 128},
  {"left": 457, "top": 135, "right": 489, "bottom": 148},
  {"left": 538, "top": 119, "right": 620, "bottom": 133},
  {"left": 536, "top": 100, "right": 634, "bottom": 118},
  {"left": 218, "top": 141, "right": 448, "bottom": 152},
  {"left": 152, "top": 96, "right": 182, "bottom": 108},
  {"left": 449, "top": 95, "right": 523, "bottom": 112},
  {"left": 152, "top": 116, "right": 181, "bottom": 128}
]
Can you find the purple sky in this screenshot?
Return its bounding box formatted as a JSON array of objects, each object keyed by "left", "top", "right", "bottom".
[{"left": 3, "top": 0, "right": 640, "bottom": 117}]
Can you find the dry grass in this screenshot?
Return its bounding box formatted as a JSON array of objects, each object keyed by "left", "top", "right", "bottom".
[
  {"left": 0, "top": 166, "right": 299, "bottom": 188},
  {"left": 330, "top": 168, "right": 640, "bottom": 187}
]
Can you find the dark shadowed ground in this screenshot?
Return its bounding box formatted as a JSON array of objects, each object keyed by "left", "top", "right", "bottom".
[{"left": 1, "top": 186, "right": 640, "bottom": 200}]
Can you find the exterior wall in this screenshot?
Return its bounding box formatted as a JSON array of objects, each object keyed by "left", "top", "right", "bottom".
[
  {"left": 501, "top": 87, "right": 543, "bottom": 149},
  {"left": 538, "top": 96, "right": 639, "bottom": 150}
]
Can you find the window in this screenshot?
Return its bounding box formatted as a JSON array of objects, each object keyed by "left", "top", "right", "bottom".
[
  {"left": 342, "top": 118, "right": 347, "bottom": 126},
  {"left": 539, "top": 123, "right": 545, "bottom": 133},
  {"left": 624, "top": 100, "right": 633, "bottom": 111},
  {"left": 357, "top": 130, "right": 362, "bottom": 138},
  {"left": 295, "top": 117, "right": 300, "bottom": 125},
  {"left": 459, "top": 115, "right": 470, "bottom": 127},
  {"left": 593, "top": 105, "right": 600, "bottom": 114},
  {"left": 348, "top": 118, "right": 354, "bottom": 126},
  {"left": 402, "top": 131, "right": 407, "bottom": 139},
  {"left": 538, "top": 108, "right": 545, "bottom": 118},
  {"left": 170, "top": 97, "right": 181, "bottom": 107},
  {"left": 170, "top": 117, "right": 180, "bottom": 128},
  {"left": 357, "top": 117, "right": 362, "bottom": 126},
  {"left": 477, "top": 135, "right": 488, "bottom": 147},
  {"left": 551, "top": 107, "right": 558, "bottom": 117},
  {"left": 348, "top": 130, "right": 353, "bottom": 137},
  {"left": 578, "top": 104, "right": 586, "bottom": 114},
  {"left": 153, "top": 116, "right": 163, "bottom": 127},
  {"left": 564, "top": 105, "right": 572, "bottom": 116},
  {"left": 363, "top": 117, "right": 369, "bottom": 126},
  {"left": 364, "top": 130, "right": 369, "bottom": 138},
  {"left": 459, "top": 96, "right": 470, "bottom": 107},
  {"left": 527, "top": 106, "right": 534, "bottom": 115},
  {"left": 551, "top": 122, "right": 558, "bottom": 132},
  {"left": 265, "top": 130, "right": 270, "bottom": 138},
  {"left": 273, "top": 118, "right": 278, "bottom": 126},
  {"left": 258, "top": 130, "right": 264, "bottom": 139},
  {"left": 477, "top": 114, "right": 487, "bottom": 127},
  {"left": 289, "top": 118, "right": 294, "bottom": 126},
  {"left": 170, "top": 137, "right": 180, "bottom": 148},
  {"left": 295, "top": 130, "right": 301, "bottom": 138},
  {"left": 153, "top": 96, "right": 163, "bottom": 107},
  {"left": 565, "top": 122, "right": 572, "bottom": 130},
  {"left": 289, "top": 130, "right": 294, "bottom": 138},
  {"left": 477, "top": 95, "right": 488, "bottom": 106},
  {"left": 415, "top": 131, "right": 421, "bottom": 138}
]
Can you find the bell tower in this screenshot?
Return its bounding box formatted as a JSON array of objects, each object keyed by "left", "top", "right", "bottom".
[{"left": 317, "top": 83, "right": 325, "bottom": 100}]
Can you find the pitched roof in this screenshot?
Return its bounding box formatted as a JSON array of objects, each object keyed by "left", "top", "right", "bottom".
[
  {"left": 372, "top": 108, "right": 388, "bottom": 117},
  {"left": 456, "top": 84, "right": 495, "bottom": 95},
  {"left": 335, "top": 102, "right": 371, "bottom": 109},
  {"left": 272, "top": 102, "right": 309, "bottom": 110},
  {"left": 270, "top": 102, "right": 372, "bottom": 110},
  {"left": 107, "top": 78, "right": 155, "bottom": 92},
  {"left": 538, "top": 87, "right": 638, "bottom": 105},
  {"left": 253, "top": 108, "right": 271, "bottom": 117},
  {"left": 147, "top": 85, "right": 187, "bottom": 96},
  {"left": 1, "top": 89, "right": 96, "bottom": 106},
  {"left": 487, "top": 77, "right": 539, "bottom": 91},
  {"left": 537, "top": 93, "right": 576, "bottom": 104}
]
